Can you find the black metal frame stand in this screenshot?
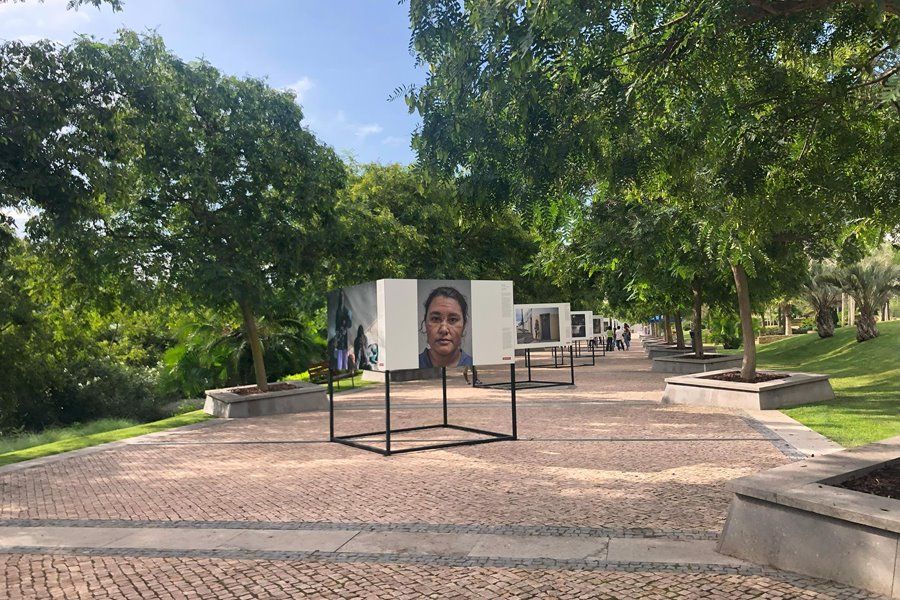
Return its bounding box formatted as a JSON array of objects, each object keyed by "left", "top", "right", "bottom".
[
  {"left": 554, "top": 341, "right": 597, "bottom": 367},
  {"left": 329, "top": 365, "right": 517, "bottom": 456},
  {"left": 476, "top": 346, "right": 575, "bottom": 390}
]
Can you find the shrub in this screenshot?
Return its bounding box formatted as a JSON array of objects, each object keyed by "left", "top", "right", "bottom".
[{"left": 708, "top": 311, "right": 760, "bottom": 349}]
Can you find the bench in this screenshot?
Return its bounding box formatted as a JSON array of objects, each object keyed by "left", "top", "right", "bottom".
[{"left": 308, "top": 361, "right": 356, "bottom": 388}]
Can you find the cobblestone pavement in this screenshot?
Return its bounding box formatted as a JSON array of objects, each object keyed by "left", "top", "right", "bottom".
[{"left": 0, "top": 346, "right": 884, "bottom": 599}]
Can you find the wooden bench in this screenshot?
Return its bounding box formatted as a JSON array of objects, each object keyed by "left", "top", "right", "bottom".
[{"left": 308, "top": 361, "right": 356, "bottom": 388}]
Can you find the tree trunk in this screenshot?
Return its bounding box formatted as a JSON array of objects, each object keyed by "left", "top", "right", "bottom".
[
  {"left": 815, "top": 307, "right": 835, "bottom": 338},
  {"left": 663, "top": 314, "right": 672, "bottom": 345},
  {"left": 782, "top": 302, "right": 792, "bottom": 335},
  {"left": 856, "top": 306, "right": 879, "bottom": 342},
  {"left": 674, "top": 313, "right": 685, "bottom": 349},
  {"left": 239, "top": 300, "right": 269, "bottom": 391},
  {"left": 691, "top": 277, "right": 704, "bottom": 358},
  {"left": 731, "top": 263, "right": 757, "bottom": 381}
]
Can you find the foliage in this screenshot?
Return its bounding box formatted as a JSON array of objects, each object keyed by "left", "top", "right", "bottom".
[
  {"left": 1, "top": 0, "right": 123, "bottom": 9},
  {"left": 0, "top": 241, "right": 178, "bottom": 433},
  {"left": 0, "top": 410, "right": 211, "bottom": 467},
  {"left": 160, "top": 311, "right": 325, "bottom": 398},
  {"left": 406, "top": 0, "right": 900, "bottom": 380},
  {"left": 823, "top": 248, "right": 900, "bottom": 341},
  {"left": 799, "top": 262, "right": 842, "bottom": 338},
  {"left": 0, "top": 418, "right": 135, "bottom": 455},
  {"left": 706, "top": 310, "right": 744, "bottom": 349},
  {"left": 334, "top": 162, "right": 554, "bottom": 299},
  {"left": 2, "top": 32, "right": 347, "bottom": 392}
]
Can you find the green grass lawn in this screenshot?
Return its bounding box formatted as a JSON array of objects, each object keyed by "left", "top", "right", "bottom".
[
  {"left": 750, "top": 320, "right": 900, "bottom": 447},
  {"left": 0, "top": 410, "right": 212, "bottom": 467},
  {"left": 284, "top": 370, "right": 378, "bottom": 393}
]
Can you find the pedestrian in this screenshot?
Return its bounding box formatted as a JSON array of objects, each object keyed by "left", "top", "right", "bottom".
[
  {"left": 615, "top": 326, "right": 625, "bottom": 351},
  {"left": 606, "top": 326, "right": 615, "bottom": 351},
  {"left": 623, "top": 323, "right": 631, "bottom": 351}
]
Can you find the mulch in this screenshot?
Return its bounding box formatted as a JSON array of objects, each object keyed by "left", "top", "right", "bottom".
[
  {"left": 705, "top": 371, "right": 787, "bottom": 384},
  {"left": 837, "top": 462, "right": 900, "bottom": 500}
]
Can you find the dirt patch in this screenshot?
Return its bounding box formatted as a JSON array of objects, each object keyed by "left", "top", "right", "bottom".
[
  {"left": 837, "top": 462, "right": 900, "bottom": 500},
  {"left": 705, "top": 371, "right": 788, "bottom": 384},
  {"left": 672, "top": 354, "right": 728, "bottom": 360},
  {"left": 228, "top": 382, "right": 297, "bottom": 396}
]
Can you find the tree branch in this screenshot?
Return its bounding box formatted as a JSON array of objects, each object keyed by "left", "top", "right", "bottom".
[{"left": 851, "top": 65, "right": 900, "bottom": 89}]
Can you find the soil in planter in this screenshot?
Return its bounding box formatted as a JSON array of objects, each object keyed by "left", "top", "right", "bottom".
[
  {"left": 228, "top": 382, "right": 297, "bottom": 396},
  {"left": 837, "top": 462, "right": 900, "bottom": 500},
  {"left": 705, "top": 371, "right": 788, "bottom": 384},
  {"left": 673, "top": 354, "right": 727, "bottom": 360}
]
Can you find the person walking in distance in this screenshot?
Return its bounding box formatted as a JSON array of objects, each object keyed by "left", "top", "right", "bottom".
[{"left": 615, "top": 326, "right": 625, "bottom": 351}]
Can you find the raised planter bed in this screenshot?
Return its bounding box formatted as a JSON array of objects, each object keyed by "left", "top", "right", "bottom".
[
  {"left": 661, "top": 368, "right": 834, "bottom": 410},
  {"left": 651, "top": 353, "right": 743, "bottom": 374},
  {"left": 645, "top": 344, "right": 715, "bottom": 359},
  {"left": 718, "top": 436, "right": 900, "bottom": 598},
  {"left": 204, "top": 380, "right": 327, "bottom": 418}
]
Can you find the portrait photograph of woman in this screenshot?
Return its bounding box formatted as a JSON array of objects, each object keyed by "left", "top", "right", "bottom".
[{"left": 417, "top": 280, "right": 474, "bottom": 368}]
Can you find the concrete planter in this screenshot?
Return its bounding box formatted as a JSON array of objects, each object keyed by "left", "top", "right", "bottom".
[
  {"left": 718, "top": 436, "right": 900, "bottom": 598},
  {"left": 204, "top": 380, "right": 327, "bottom": 418},
  {"left": 651, "top": 353, "right": 743, "bottom": 374},
  {"left": 645, "top": 345, "right": 715, "bottom": 359},
  {"left": 661, "top": 369, "right": 834, "bottom": 410}
]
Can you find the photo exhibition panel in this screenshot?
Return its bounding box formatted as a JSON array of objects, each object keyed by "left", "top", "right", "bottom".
[
  {"left": 513, "top": 303, "right": 572, "bottom": 350},
  {"left": 327, "top": 280, "right": 515, "bottom": 372}
]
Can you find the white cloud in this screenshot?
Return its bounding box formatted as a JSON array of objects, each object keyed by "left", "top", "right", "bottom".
[
  {"left": 0, "top": 0, "right": 93, "bottom": 43},
  {"left": 285, "top": 76, "right": 314, "bottom": 102},
  {"left": 353, "top": 123, "right": 383, "bottom": 139},
  {"left": 381, "top": 136, "right": 408, "bottom": 146}
]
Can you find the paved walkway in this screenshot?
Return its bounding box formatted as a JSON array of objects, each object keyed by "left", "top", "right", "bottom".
[{"left": 0, "top": 342, "right": 877, "bottom": 599}]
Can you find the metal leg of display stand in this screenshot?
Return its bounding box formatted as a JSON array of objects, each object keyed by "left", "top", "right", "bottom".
[
  {"left": 510, "top": 363, "right": 517, "bottom": 439},
  {"left": 442, "top": 367, "right": 448, "bottom": 426},
  {"left": 328, "top": 368, "right": 334, "bottom": 442},
  {"left": 478, "top": 347, "right": 576, "bottom": 390},
  {"left": 332, "top": 367, "right": 516, "bottom": 456},
  {"left": 570, "top": 345, "right": 575, "bottom": 384}
]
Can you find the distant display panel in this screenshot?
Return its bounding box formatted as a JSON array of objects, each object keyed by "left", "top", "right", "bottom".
[
  {"left": 513, "top": 303, "right": 571, "bottom": 350},
  {"left": 570, "top": 311, "right": 592, "bottom": 341},
  {"left": 592, "top": 315, "right": 604, "bottom": 336}
]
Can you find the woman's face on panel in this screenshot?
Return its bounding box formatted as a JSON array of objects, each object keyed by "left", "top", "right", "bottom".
[{"left": 425, "top": 295, "right": 465, "bottom": 361}]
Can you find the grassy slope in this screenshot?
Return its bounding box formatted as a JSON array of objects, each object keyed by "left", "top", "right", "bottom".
[
  {"left": 0, "top": 410, "right": 212, "bottom": 467},
  {"left": 753, "top": 321, "right": 900, "bottom": 447}
]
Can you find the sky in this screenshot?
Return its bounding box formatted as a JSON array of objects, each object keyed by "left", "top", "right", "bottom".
[{"left": 0, "top": 0, "right": 426, "bottom": 166}]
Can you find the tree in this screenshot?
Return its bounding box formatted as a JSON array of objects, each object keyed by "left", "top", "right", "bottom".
[
  {"left": 5, "top": 32, "right": 346, "bottom": 392},
  {"left": 799, "top": 262, "right": 842, "bottom": 338},
  {"left": 407, "top": 0, "right": 899, "bottom": 379},
  {"left": 824, "top": 251, "right": 900, "bottom": 341},
  {"left": 334, "top": 162, "right": 550, "bottom": 295}
]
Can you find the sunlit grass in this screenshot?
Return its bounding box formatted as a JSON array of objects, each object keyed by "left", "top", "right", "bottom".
[
  {"left": 284, "top": 370, "right": 378, "bottom": 393},
  {"left": 0, "top": 411, "right": 212, "bottom": 467},
  {"left": 752, "top": 321, "right": 900, "bottom": 447}
]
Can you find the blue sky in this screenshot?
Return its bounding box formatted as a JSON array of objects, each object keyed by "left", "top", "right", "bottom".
[{"left": 0, "top": 0, "right": 425, "bottom": 165}]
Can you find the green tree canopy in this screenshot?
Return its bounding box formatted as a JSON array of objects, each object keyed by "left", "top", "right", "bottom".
[{"left": 2, "top": 32, "right": 347, "bottom": 390}]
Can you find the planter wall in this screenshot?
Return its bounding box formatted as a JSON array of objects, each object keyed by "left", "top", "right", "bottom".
[
  {"left": 652, "top": 353, "right": 743, "bottom": 374},
  {"left": 645, "top": 345, "right": 715, "bottom": 359},
  {"left": 204, "top": 380, "right": 327, "bottom": 418},
  {"left": 718, "top": 436, "right": 900, "bottom": 598},
  {"left": 661, "top": 369, "right": 834, "bottom": 410}
]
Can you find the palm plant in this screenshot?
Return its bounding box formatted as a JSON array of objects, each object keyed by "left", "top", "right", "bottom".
[
  {"left": 161, "top": 310, "right": 324, "bottom": 397},
  {"left": 823, "top": 254, "right": 900, "bottom": 342},
  {"left": 799, "top": 262, "right": 841, "bottom": 339}
]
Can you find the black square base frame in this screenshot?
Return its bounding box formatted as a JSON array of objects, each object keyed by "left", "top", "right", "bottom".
[
  {"left": 475, "top": 346, "right": 576, "bottom": 390},
  {"left": 329, "top": 364, "right": 518, "bottom": 456}
]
